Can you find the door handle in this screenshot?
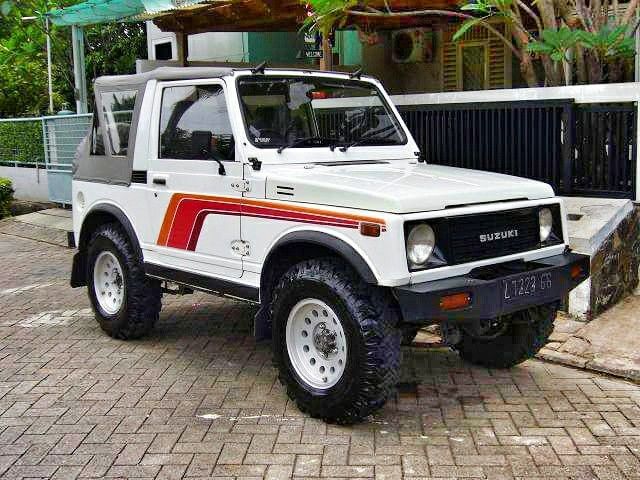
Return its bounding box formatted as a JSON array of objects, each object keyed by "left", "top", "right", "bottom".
[{"left": 152, "top": 175, "right": 168, "bottom": 186}]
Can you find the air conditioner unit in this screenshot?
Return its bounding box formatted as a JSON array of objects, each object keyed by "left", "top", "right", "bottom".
[{"left": 391, "top": 28, "right": 433, "bottom": 63}]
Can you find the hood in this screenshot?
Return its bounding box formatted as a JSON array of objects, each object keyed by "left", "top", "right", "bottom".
[{"left": 264, "top": 160, "right": 555, "bottom": 214}]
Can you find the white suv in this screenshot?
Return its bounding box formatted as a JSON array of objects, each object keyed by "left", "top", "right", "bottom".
[{"left": 71, "top": 67, "right": 589, "bottom": 423}]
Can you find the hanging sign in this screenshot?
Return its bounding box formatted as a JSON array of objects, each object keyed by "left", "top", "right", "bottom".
[{"left": 302, "top": 49, "right": 323, "bottom": 59}]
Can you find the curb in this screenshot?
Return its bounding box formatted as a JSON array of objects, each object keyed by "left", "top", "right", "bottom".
[{"left": 537, "top": 347, "right": 640, "bottom": 383}]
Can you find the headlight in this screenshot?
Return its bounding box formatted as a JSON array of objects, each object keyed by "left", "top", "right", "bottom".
[
  {"left": 539, "top": 208, "right": 553, "bottom": 242},
  {"left": 406, "top": 224, "right": 435, "bottom": 266}
]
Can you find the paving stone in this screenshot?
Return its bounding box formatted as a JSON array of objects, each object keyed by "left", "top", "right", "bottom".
[
  {"left": 1, "top": 232, "right": 640, "bottom": 479},
  {"left": 114, "top": 443, "right": 149, "bottom": 465}
]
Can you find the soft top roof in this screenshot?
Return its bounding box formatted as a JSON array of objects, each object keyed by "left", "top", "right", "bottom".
[{"left": 94, "top": 66, "right": 235, "bottom": 89}]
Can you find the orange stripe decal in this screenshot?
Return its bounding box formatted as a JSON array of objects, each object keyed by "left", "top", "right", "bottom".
[{"left": 156, "top": 193, "right": 386, "bottom": 250}]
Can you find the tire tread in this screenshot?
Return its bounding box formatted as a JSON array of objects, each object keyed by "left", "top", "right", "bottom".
[
  {"left": 87, "top": 223, "right": 161, "bottom": 340},
  {"left": 455, "top": 303, "right": 557, "bottom": 368},
  {"left": 271, "top": 258, "right": 401, "bottom": 424}
]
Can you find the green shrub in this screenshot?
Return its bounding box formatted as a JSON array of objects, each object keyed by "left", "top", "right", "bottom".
[
  {"left": 0, "top": 177, "right": 13, "bottom": 218},
  {"left": 0, "top": 121, "right": 44, "bottom": 165}
]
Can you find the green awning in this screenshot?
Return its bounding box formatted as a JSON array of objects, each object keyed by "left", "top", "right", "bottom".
[{"left": 47, "top": 0, "right": 207, "bottom": 26}]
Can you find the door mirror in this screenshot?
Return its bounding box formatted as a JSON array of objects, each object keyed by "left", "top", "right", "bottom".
[{"left": 192, "top": 130, "right": 226, "bottom": 175}]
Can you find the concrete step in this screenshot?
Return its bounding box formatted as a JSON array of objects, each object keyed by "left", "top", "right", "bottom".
[
  {"left": 563, "top": 197, "right": 639, "bottom": 320},
  {"left": 0, "top": 208, "right": 72, "bottom": 248}
]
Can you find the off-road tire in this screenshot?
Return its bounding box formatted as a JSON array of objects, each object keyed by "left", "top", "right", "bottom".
[
  {"left": 87, "top": 223, "right": 161, "bottom": 339},
  {"left": 271, "top": 258, "right": 401, "bottom": 424},
  {"left": 455, "top": 303, "right": 557, "bottom": 369}
]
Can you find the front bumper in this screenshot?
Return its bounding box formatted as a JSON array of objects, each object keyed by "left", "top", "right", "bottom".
[{"left": 393, "top": 251, "right": 589, "bottom": 324}]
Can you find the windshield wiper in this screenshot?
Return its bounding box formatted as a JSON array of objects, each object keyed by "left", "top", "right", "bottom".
[
  {"left": 338, "top": 126, "right": 398, "bottom": 152},
  {"left": 277, "top": 136, "right": 338, "bottom": 154}
]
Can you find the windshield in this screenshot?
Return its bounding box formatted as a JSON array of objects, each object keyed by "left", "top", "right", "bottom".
[{"left": 237, "top": 75, "right": 407, "bottom": 150}]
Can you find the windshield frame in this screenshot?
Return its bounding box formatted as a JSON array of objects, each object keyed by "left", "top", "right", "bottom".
[{"left": 235, "top": 74, "right": 408, "bottom": 150}]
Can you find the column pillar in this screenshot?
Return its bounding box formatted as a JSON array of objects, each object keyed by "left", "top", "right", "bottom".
[{"left": 71, "top": 25, "right": 88, "bottom": 113}]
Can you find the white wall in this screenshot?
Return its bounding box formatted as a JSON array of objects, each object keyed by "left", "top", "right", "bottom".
[
  {"left": 146, "top": 21, "right": 247, "bottom": 62},
  {"left": 146, "top": 22, "right": 177, "bottom": 61},
  {"left": 189, "top": 32, "right": 247, "bottom": 62},
  {"left": 0, "top": 165, "right": 49, "bottom": 202}
]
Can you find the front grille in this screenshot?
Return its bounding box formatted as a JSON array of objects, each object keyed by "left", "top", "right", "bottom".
[{"left": 448, "top": 208, "right": 540, "bottom": 264}]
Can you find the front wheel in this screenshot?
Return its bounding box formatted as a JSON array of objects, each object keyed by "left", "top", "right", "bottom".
[
  {"left": 454, "top": 303, "right": 557, "bottom": 369},
  {"left": 271, "top": 258, "right": 401, "bottom": 424}
]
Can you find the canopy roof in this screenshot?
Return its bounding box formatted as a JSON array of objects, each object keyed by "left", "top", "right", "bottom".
[
  {"left": 48, "top": 0, "right": 209, "bottom": 26},
  {"left": 49, "top": 0, "right": 460, "bottom": 30}
]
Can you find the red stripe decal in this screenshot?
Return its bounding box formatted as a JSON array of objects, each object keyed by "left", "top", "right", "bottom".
[{"left": 158, "top": 194, "right": 384, "bottom": 251}]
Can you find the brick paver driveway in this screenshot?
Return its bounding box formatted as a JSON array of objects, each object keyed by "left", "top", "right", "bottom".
[{"left": 2, "top": 232, "right": 640, "bottom": 479}]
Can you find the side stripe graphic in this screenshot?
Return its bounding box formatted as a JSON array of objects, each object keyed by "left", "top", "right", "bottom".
[{"left": 157, "top": 193, "right": 386, "bottom": 251}]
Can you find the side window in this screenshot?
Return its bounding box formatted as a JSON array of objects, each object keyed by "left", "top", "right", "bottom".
[
  {"left": 90, "top": 107, "right": 105, "bottom": 156},
  {"left": 159, "top": 85, "right": 235, "bottom": 161},
  {"left": 100, "top": 90, "right": 137, "bottom": 156}
]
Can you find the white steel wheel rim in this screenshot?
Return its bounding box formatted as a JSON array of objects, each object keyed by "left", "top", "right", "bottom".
[
  {"left": 285, "top": 298, "right": 348, "bottom": 390},
  {"left": 93, "top": 251, "right": 125, "bottom": 315}
]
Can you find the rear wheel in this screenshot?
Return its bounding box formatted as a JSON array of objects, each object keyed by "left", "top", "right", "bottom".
[
  {"left": 271, "top": 258, "right": 401, "bottom": 424},
  {"left": 87, "top": 223, "right": 161, "bottom": 339},
  {"left": 454, "top": 303, "right": 557, "bottom": 368}
]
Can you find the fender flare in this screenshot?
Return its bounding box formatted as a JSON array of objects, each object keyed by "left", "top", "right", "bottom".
[
  {"left": 262, "top": 230, "right": 379, "bottom": 288},
  {"left": 72, "top": 204, "right": 142, "bottom": 288},
  {"left": 253, "top": 230, "right": 379, "bottom": 339},
  {"left": 79, "top": 203, "right": 142, "bottom": 255}
]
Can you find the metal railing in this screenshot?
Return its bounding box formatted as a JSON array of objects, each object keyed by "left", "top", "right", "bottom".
[
  {"left": 398, "top": 100, "right": 573, "bottom": 194},
  {"left": 1, "top": 85, "right": 639, "bottom": 203},
  {"left": 0, "top": 114, "right": 91, "bottom": 205},
  {"left": 572, "top": 104, "right": 637, "bottom": 197},
  {"left": 393, "top": 85, "right": 640, "bottom": 200},
  {"left": 42, "top": 114, "right": 91, "bottom": 205}
]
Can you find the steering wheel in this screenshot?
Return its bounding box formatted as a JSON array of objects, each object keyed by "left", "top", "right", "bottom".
[{"left": 337, "top": 110, "right": 368, "bottom": 141}]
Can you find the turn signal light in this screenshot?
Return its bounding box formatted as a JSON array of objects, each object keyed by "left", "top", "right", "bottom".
[
  {"left": 360, "top": 222, "right": 381, "bottom": 237},
  {"left": 571, "top": 264, "right": 584, "bottom": 279},
  {"left": 440, "top": 292, "right": 472, "bottom": 311}
]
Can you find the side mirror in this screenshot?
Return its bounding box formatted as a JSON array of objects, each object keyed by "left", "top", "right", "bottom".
[{"left": 200, "top": 148, "right": 226, "bottom": 176}]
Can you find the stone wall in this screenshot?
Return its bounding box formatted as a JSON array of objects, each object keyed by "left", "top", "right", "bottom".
[{"left": 589, "top": 205, "right": 640, "bottom": 318}]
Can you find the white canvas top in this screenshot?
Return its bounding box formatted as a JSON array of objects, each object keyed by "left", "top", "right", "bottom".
[{"left": 94, "top": 67, "right": 235, "bottom": 89}]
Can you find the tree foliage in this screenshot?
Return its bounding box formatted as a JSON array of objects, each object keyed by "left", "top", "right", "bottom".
[{"left": 0, "top": 0, "right": 146, "bottom": 117}]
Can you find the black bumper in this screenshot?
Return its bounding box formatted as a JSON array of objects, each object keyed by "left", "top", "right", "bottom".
[{"left": 393, "top": 251, "right": 590, "bottom": 324}]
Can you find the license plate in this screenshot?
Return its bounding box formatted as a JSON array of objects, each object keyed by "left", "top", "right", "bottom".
[{"left": 502, "top": 271, "right": 553, "bottom": 303}]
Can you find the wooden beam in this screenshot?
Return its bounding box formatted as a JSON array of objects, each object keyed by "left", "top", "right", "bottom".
[
  {"left": 176, "top": 32, "right": 189, "bottom": 66},
  {"left": 153, "top": 0, "right": 461, "bottom": 34}
]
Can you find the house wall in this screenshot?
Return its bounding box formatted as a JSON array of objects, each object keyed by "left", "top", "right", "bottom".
[
  {"left": 246, "top": 32, "right": 306, "bottom": 63},
  {"left": 190, "top": 32, "right": 247, "bottom": 62},
  {"left": 146, "top": 22, "right": 178, "bottom": 61},
  {"left": 359, "top": 30, "right": 444, "bottom": 95},
  {"left": 146, "top": 22, "right": 307, "bottom": 64},
  {"left": 145, "top": 22, "right": 511, "bottom": 95}
]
